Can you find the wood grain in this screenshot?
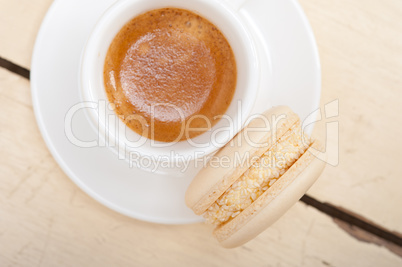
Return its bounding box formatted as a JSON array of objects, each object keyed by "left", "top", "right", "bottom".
[
  {"left": 0, "top": 0, "right": 53, "bottom": 69},
  {"left": 0, "top": 0, "right": 400, "bottom": 233},
  {"left": 0, "top": 0, "right": 402, "bottom": 265},
  {"left": 299, "top": 0, "right": 402, "bottom": 233},
  {"left": 0, "top": 58, "right": 400, "bottom": 267}
]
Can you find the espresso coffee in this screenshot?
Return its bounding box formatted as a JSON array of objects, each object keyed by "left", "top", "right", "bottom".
[{"left": 104, "top": 8, "right": 237, "bottom": 142}]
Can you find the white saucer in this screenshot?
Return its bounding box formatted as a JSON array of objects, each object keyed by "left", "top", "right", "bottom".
[{"left": 31, "top": 0, "right": 321, "bottom": 224}]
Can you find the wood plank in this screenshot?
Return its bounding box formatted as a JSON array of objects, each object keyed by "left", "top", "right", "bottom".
[
  {"left": 0, "top": 0, "right": 402, "bottom": 236},
  {"left": 1, "top": 0, "right": 401, "bottom": 234},
  {"left": 297, "top": 0, "right": 402, "bottom": 233},
  {"left": 0, "top": 0, "right": 53, "bottom": 69},
  {"left": 0, "top": 68, "right": 401, "bottom": 266},
  {"left": 0, "top": 0, "right": 402, "bottom": 264}
]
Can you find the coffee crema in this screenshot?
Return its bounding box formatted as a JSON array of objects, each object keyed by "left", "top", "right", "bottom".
[{"left": 104, "top": 8, "right": 237, "bottom": 142}]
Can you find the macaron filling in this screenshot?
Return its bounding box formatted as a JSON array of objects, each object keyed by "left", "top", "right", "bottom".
[{"left": 203, "top": 122, "right": 311, "bottom": 226}]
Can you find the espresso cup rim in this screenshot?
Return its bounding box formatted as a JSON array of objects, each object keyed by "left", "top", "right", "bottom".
[{"left": 80, "top": 0, "right": 260, "bottom": 163}]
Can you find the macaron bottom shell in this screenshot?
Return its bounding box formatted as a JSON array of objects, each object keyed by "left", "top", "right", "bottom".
[{"left": 214, "top": 141, "right": 326, "bottom": 248}]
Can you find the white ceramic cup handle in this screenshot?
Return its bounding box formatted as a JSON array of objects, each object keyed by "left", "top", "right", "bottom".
[{"left": 221, "top": 0, "right": 250, "bottom": 11}]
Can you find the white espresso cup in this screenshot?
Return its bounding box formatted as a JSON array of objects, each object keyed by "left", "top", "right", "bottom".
[{"left": 80, "top": 0, "right": 260, "bottom": 168}]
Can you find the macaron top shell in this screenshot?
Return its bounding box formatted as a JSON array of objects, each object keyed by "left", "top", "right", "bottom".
[{"left": 185, "top": 106, "right": 299, "bottom": 215}]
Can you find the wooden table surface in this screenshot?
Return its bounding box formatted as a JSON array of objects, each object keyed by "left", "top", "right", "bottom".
[{"left": 1, "top": 0, "right": 402, "bottom": 266}]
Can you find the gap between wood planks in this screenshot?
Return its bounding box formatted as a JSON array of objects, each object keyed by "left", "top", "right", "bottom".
[
  {"left": 1, "top": 56, "right": 401, "bottom": 253},
  {"left": 301, "top": 196, "right": 402, "bottom": 256},
  {"left": 0, "top": 57, "right": 29, "bottom": 79}
]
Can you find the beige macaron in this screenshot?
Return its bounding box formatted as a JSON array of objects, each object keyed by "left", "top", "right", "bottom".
[{"left": 185, "top": 106, "right": 326, "bottom": 248}]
